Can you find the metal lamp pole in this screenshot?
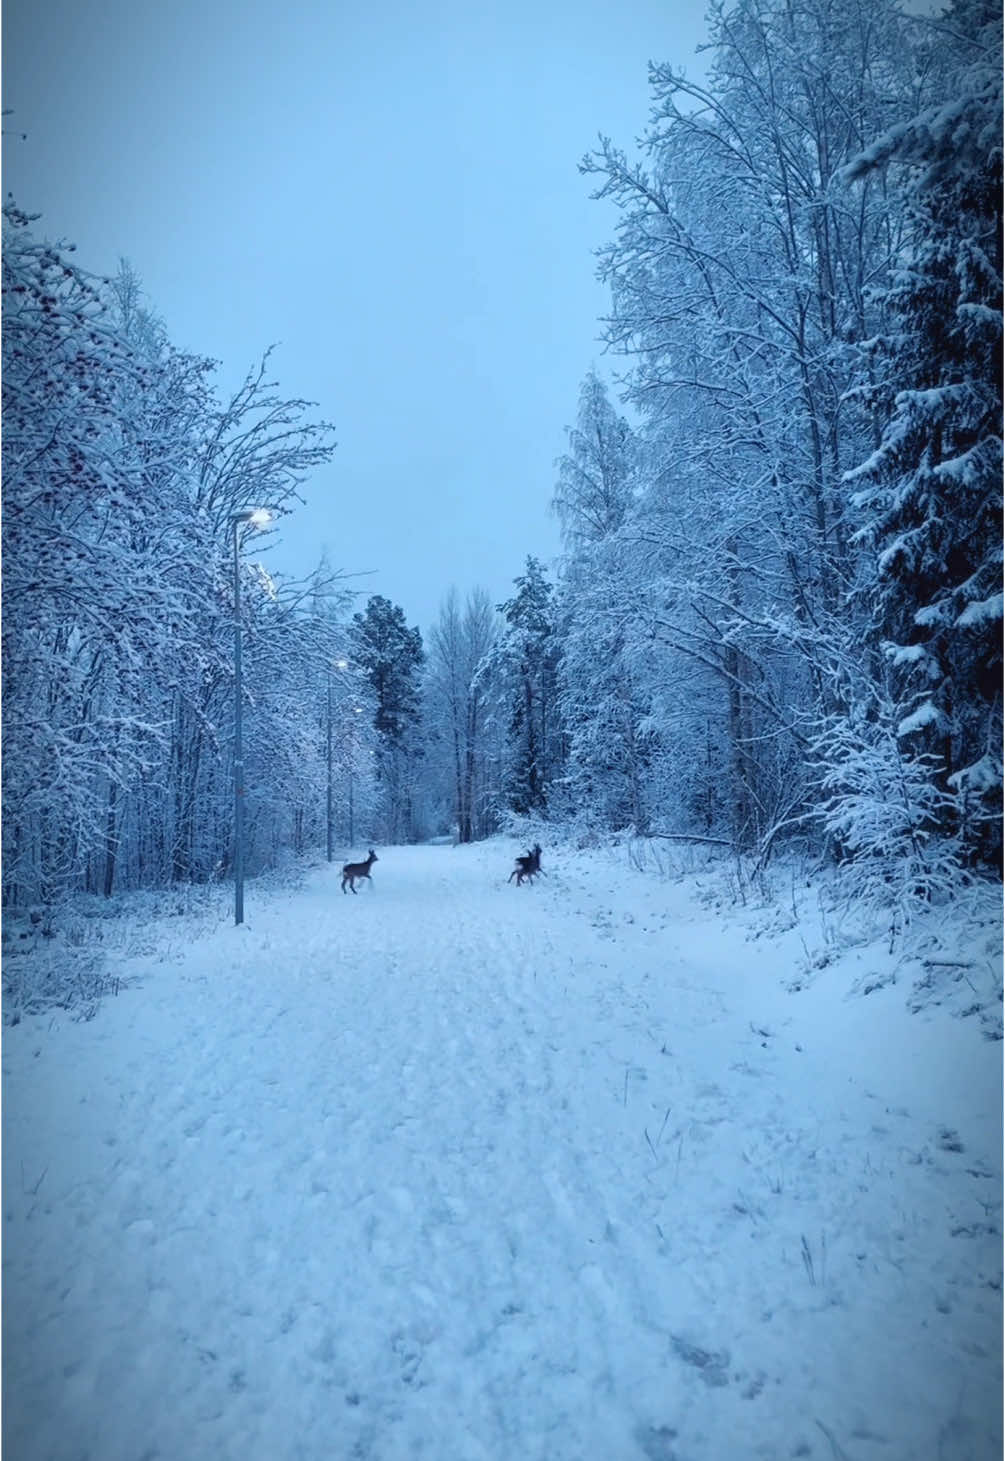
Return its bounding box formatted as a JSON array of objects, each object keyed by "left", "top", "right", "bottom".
[
  {"left": 326, "top": 670, "right": 334, "bottom": 863},
  {"left": 230, "top": 508, "right": 271, "bottom": 925}
]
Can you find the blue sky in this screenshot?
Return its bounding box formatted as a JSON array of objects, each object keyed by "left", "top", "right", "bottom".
[{"left": 3, "top": 0, "right": 711, "bottom": 636}]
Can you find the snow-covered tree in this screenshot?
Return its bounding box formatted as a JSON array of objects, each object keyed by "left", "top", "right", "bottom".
[
  {"left": 351, "top": 595, "right": 425, "bottom": 843},
  {"left": 2, "top": 207, "right": 193, "bottom": 902},
  {"left": 556, "top": 547, "right": 655, "bottom": 836},
  {"left": 493, "top": 557, "right": 563, "bottom": 815},
  {"left": 553, "top": 369, "right": 635, "bottom": 545},
  {"left": 426, "top": 588, "right": 500, "bottom": 843},
  {"left": 570, "top": 0, "right": 929, "bottom": 854},
  {"left": 2, "top": 208, "right": 344, "bottom": 904},
  {"left": 842, "top": 0, "right": 1003, "bottom": 867},
  {"left": 551, "top": 375, "right": 652, "bottom": 833}
]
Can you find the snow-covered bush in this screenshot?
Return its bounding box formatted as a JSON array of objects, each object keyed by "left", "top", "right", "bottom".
[{"left": 813, "top": 690, "right": 967, "bottom": 928}]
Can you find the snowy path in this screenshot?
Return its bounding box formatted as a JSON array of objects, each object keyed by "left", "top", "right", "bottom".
[{"left": 3, "top": 842, "right": 1001, "bottom": 1460}]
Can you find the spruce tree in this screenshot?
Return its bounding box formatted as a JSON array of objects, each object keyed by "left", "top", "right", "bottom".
[
  {"left": 497, "top": 558, "right": 562, "bottom": 815},
  {"left": 351, "top": 596, "right": 425, "bottom": 841},
  {"left": 844, "top": 0, "right": 1003, "bottom": 864}
]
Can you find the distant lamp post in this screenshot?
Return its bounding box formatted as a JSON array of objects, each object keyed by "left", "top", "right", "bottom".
[
  {"left": 230, "top": 507, "right": 272, "bottom": 925},
  {"left": 326, "top": 659, "right": 349, "bottom": 862}
]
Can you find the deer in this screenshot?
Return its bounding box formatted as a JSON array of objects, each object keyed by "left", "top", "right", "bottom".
[
  {"left": 508, "top": 843, "right": 542, "bottom": 886},
  {"left": 341, "top": 848, "right": 378, "bottom": 894}
]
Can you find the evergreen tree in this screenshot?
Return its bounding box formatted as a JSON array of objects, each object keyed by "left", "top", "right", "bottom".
[
  {"left": 496, "top": 558, "right": 562, "bottom": 815},
  {"left": 552, "top": 376, "right": 650, "bottom": 833},
  {"left": 351, "top": 595, "right": 425, "bottom": 841},
  {"left": 352, "top": 596, "right": 424, "bottom": 741},
  {"left": 844, "top": 0, "right": 1003, "bottom": 865}
]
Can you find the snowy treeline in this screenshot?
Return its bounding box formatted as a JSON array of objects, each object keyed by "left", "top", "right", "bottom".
[
  {"left": 1, "top": 217, "right": 377, "bottom": 906},
  {"left": 3, "top": 0, "right": 1000, "bottom": 915},
  {"left": 547, "top": 0, "right": 1002, "bottom": 899},
  {"left": 426, "top": 0, "right": 1002, "bottom": 910}
]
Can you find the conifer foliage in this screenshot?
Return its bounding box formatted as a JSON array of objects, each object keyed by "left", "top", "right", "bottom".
[
  {"left": 496, "top": 558, "right": 562, "bottom": 816},
  {"left": 351, "top": 596, "right": 425, "bottom": 843},
  {"left": 843, "top": 0, "right": 1003, "bottom": 863}
]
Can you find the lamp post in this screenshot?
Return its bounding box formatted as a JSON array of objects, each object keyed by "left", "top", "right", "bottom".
[
  {"left": 326, "top": 672, "right": 333, "bottom": 863},
  {"left": 230, "top": 508, "right": 272, "bottom": 925}
]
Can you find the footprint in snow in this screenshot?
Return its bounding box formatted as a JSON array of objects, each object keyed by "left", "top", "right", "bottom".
[
  {"left": 669, "top": 1334, "right": 730, "bottom": 1388},
  {"left": 391, "top": 1332, "right": 424, "bottom": 1386}
]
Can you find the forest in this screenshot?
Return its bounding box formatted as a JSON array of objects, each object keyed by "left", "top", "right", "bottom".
[{"left": 3, "top": 0, "right": 1001, "bottom": 929}]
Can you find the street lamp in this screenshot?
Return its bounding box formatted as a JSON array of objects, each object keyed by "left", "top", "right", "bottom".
[
  {"left": 326, "top": 659, "right": 349, "bottom": 863},
  {"left": 230, "top": 507, "right": 272, "bottom": 925}
]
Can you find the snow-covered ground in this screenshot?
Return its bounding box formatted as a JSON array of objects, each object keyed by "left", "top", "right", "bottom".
[{"left": 3, "top": 840, "right": 1001, "bottom": 1460}]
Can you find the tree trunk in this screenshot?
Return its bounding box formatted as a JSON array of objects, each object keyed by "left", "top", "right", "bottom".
[{"left": 103, "top": 778, "right": 118, "bottom": 898}]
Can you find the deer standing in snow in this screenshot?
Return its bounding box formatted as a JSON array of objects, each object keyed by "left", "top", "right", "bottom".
[{"left": 342, "top": 849, "right": 378, "bottom": 894}]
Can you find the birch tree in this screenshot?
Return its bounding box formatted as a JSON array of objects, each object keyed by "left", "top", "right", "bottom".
[
  {"left": 574, "top": 0, "right": 925, "bottom": 852},
  {"left": 427, "top": 588, "right": 500, "bottom": 842}
]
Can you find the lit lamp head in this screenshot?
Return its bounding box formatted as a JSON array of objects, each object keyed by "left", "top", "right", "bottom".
[{"left": 231, "top": 508, "right": 273, "bottom": 529}]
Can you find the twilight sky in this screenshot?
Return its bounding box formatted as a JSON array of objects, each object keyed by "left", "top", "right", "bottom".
[{"left": 3, "top": 0, "right": 711, "bottom": 637}]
